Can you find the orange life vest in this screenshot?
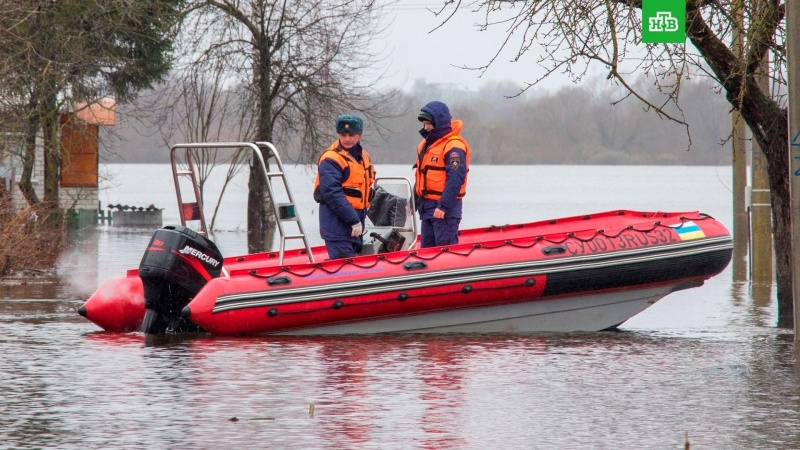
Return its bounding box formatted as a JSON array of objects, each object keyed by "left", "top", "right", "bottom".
[
  {"left": 313, "top": 141, "right": 375, "bottom": 210},
  {"left": 415, "top": 120, "right": 470, "bottom": 201}
]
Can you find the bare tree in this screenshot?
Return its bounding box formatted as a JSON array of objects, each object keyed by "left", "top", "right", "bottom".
[
  {"left": 156, "top": 58, "right": 251, "bottom": 232},
  {"left": 180, "top": 0, "right": 396, "bottom": 252},
  {"left": 442, "top": 0, "right": 793, "bottom": 325}
]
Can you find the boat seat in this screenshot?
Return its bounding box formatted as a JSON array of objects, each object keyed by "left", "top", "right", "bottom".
[{"left": 360, "top": 227, "right": 412, "bottom": 255}]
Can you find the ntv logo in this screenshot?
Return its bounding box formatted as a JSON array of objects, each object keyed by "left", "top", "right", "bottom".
[
  {"left": 642, "top": 0, "right": 685, "bottom": 44},
  {"left": 649, "top": 12, "right": 679, "bottom": 33}
]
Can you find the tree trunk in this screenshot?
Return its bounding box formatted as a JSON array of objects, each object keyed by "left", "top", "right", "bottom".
[
  {"left": 734, "top": 68, "right": 791, "bottom": 327},
  {"left": 42, "top": 111, "right": 61, "bottom": 208},
  {"left": 246, "top": 157, "right": 276, "bottom": 253},
  {"left": 688, "top": 5, "right": 792, "bottom": 326},
  {"left": 19, "top": 117, "right": 40, "bottom": 206},
  {"left": 246, "top": 40, "right": 278, "bottom": 254},
  {"left": 764, "top": 134, "right": 793, "bottom": 327}
]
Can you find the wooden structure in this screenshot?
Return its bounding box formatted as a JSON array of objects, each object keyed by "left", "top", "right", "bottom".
[{"left": 0, "top": 99, "right": 115, "bottom": 224}]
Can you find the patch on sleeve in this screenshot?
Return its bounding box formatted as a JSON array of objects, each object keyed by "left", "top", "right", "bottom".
[{"left": 448, "top": 151, "right": 461, "bottom": 170}]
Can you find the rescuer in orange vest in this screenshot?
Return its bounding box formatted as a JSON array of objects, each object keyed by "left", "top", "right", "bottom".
[
  {"left": 414, "top": 101, "right": 470, "bottom": 248},
  {"left": 313, "top": 115, "right": 376, "bottom": 259}
]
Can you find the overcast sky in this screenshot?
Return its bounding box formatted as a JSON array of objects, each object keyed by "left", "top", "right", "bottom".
[
  {"left": 374, "top": 0, "right": 526, "bottom": 89},
  {"left": 375, "top": 1, "right": 572, "bottom": 93}
]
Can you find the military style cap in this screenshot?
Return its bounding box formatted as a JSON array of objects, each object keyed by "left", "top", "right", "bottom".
[{"left": 336, "top": 115, "right": 363, "bottom": 134}]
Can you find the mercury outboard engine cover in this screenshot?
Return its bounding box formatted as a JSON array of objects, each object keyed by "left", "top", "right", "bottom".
[{"left": 138, "top": 225, "right": 223, "bottom": 334}]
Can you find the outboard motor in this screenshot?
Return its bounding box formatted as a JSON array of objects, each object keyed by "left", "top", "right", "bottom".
[{"left": 138, "top": 225, "right": 223, "bottom": 334}]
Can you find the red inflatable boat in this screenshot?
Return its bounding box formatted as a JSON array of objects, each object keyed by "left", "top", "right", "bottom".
[{"left": 79, "top": 142, "right": 733, "bottom": 335}]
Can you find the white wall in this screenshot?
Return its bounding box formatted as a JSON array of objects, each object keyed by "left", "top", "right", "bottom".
[{"left": 6, "top": 129, "right": 98, "bottom": 212}]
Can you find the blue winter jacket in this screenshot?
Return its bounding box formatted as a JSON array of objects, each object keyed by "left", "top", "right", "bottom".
[
  {"left": 417, "top": 101, "right": 467, "bottom": 219},
  {"left": 317, "top": 143, "right": 368, "bottom": 242}
]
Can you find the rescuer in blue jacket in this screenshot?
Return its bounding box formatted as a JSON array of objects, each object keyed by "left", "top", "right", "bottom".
[
  {"left": 313, "top": 115, "right": 376, "bottom": 259},
  {"left": 415, "top": 101, "right": 471, "bottom": 248}
]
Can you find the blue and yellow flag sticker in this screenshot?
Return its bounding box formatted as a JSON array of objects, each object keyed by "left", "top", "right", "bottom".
[{"left": 670, "top": 221, "right": 705, "bottom": 240}]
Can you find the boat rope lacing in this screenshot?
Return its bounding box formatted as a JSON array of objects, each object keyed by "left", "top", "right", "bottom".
[{"left": 245, "top": 213, "right": 715, "bottom": 280}]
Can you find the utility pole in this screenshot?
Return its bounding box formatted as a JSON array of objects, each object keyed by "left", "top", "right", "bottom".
[
  {"left": 751, "top": 54, "right": 772, "bottom": 289},
  {"left": 787, "top": 0, "right": 800, "bottom": 339},
  {"left": 731, "top": 0, "right": 748, "bottom": 281}
]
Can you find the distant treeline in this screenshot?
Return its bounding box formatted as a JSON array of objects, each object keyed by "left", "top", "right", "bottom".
[{"left": 104, "top": 77, "right": 733, "bottom": 166}]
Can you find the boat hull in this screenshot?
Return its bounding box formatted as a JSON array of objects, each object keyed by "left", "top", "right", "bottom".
[
  {"left": 78, "top": 274, "right": 145, "bottom": 333},
  {"left": 273, "top": 283, "right": 700, "bottom": 335},
  {"left": 80, "top": 210, "right": 733, "bottom": 335}
]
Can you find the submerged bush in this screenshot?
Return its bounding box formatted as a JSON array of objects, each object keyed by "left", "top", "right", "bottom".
[{"left": 0, "top": 202, "right": 67, "bottom": 277}]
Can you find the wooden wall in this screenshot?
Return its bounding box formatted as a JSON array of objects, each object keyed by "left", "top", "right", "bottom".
[{"left": 60, "top": 116, "right": 98, "bottom": 188}]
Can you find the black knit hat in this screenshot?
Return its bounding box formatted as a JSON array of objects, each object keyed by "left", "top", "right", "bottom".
[{"left": 417, "top": 110, "right": 435, "bottom": 126}]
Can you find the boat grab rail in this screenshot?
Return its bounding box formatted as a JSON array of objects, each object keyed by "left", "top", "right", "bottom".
[{"left": 169, "top": 141, "right": 315, "bottom": 265}]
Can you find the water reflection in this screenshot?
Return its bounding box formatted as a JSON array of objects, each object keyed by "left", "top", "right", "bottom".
[
  {"left": 0, "top": 283, "right": 64, "bottom": 301},
  {"left": 735, "top": 334, "right": 800, "bottom": 448},
  {"left": 317, "top": 337, "right": 384, "bottom": 448},
  {"left": 732, "top": 239, "right": 749, "bottom": 282},
  {"left": 0, "top": 248, "right": 788, "bottom": 448},
  {"left": 85, "top": 332, "right": 145, "bottom": 348},
  {"left": 416, "top": 338, "right": 470, "bottom": 449},
  {"left": 2, "top": 299, "right": 800, "bottom": 449},
  {"left": 749, "top": 281, "right": 775, "bottom": 328}
]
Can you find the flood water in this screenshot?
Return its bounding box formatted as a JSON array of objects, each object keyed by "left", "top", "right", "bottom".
[{"left": 3, "top": 164, "right": 799, "bottom": 449}]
